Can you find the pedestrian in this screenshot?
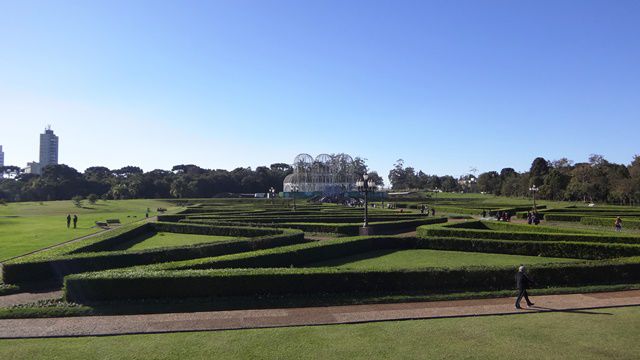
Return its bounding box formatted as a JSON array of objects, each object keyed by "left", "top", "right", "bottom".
[
  {"left": 515, "top": 265, "right": 535, "bottom": 309},
  {"left": 527, "top": 211, "right": 532, "bottom": 225},
  {"left": 420, "top": 204, "right": 425, "bottom": 214},
  {"left": 615, "top": 217, "right": 622, "bottom": 232},
  {"left": 73, "top": 214, "right": 78, "bottom": 229},
  {"left": 66, "top": 214, "right": 71, "bottom": 229},
  {"left": 431, "top": 208, "right": 435, "bottom": 216},
  {"left": 482, "top": 209, "right": 487, "bottom": 218},
  {"left": 533, "top": 212, "right": 540, "bottom": 225}
]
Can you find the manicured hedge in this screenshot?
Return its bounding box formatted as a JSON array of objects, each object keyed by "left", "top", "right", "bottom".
[
  {"left": 63, "top": 257, "right": 640, "bottom": 302},
  {"left": 413, "top": 236, "right": 640, "bottom": 260},
  {"left": 148, "top": 236, "right": 406, "bottom": 271},
  {"left": 2, "top": 223, "right": 304, "bottom": 285},
  {"left": 417, "top": 222, "right": 640, "bottom": 245},
  {"left": 543, "top": 214, "right": 583, "bottom": 222},
  {"left": 182, "top": 217, "right": 447, "bottom": 235},
  {"left": 581, "top": 217, "right": 640, "bottom": 229}
]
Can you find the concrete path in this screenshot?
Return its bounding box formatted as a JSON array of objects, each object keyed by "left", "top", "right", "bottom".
[{"left": 1, "top": 290, "right": 639, "bottom": 339}]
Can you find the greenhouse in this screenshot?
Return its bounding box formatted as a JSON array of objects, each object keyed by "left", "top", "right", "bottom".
[{"left": 283, "top": 153, "right": 359, "bottom": 193}]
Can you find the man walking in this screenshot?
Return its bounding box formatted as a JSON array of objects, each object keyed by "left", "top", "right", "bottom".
[
  {"left": 73, "top": 214, "right": 78, "bottom": 229},
  {"left": 515, "top": 265, "right": 535, "bottom": 309},
  {"left": 66, "top": 214, "right": 71, "bottom": 229}
]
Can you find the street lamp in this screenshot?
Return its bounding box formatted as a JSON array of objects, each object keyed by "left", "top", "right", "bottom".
[
  {"left": 529, "top": 184, "right": 539, "bottom": 212},
  {"left": 291, "top": 185, "right": 299, "bottom": 211},
  {"left": 356, "top": 173, "right": 377, "bottom": 234},
  {"left": 268, "top": 187, "right": 276, "bottom": 205}
]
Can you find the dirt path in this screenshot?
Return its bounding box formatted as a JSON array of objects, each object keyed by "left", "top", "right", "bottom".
[
  {"left": 1, "top": 290, "right": 639, "bottom": 339},
  {"left": 0, "top": 289, "right": 63, "bottom": 308}
]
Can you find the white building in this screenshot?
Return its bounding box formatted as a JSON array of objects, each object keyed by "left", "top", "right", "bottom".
[
  {"left": 24, "top": 161, "right": 41, "bottom": 175},
  {"left": 39, "top": 126, "right": 59, "bottom": 168}
]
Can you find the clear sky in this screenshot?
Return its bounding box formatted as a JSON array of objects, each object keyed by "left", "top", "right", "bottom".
[{"left": 1, "top": 0, "right": 639, "bottom": 181}]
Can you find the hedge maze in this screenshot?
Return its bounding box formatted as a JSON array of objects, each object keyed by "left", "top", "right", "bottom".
[{"left": 3, "top": 200, "right": 640, "bottom": 305}]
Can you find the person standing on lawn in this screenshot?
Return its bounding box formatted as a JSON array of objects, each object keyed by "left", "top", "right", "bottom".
[
  {"left": 73, "top": 214, "right": 78, "bottom": 229},
  {"left": 515, "top": 265, "right": 535, "bottom": 309},
  {"left": 66, "top": 214, "right": 71, "bottom": 228},
  {"left": 615, "top": 217, "right": 622, "bottom": 232}
]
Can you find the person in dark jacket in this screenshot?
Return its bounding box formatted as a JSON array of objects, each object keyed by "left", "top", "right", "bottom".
[
  {"left": 66, "top": 214, "right": 71, "bottom": 228},
  {"left": 515, "top": 265, "right": 535, "bottom": 309},
  {"left": 73, "top": 214, "right": 78, "bottom": 229}
]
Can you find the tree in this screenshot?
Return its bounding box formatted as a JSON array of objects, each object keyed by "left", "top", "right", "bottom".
[
  {"left": 72, "top": 195, "right": 84, "bottom": 208},
  {"left": 87, "top": 193, "right": 99, "bottom": 204},
  {"left": 499, "top": 168, "right": 517, "bottom": 180},
  {"left": 529, "top": 157, "right": 550, "bottom": 186},
  {"left": 541, "top": 169, "right": 571, "bottom": 200},
  {"left": 477, "top": 171, "right": 501, "bottom": 194}
]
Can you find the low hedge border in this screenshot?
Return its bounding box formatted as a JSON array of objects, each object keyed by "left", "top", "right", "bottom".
[
  {"left": 581, "top": 217, "right": 640, "bottom": 229},
  {"left": 180, "top": 217, "right": 447, "bottom": 235},
  {"left": 2, "top": 222, "right": 305, "bottom": 285},
  {"left": 63, "top": 256, "right": 640, "bottom": 302},
  {"left": 416, "top": 221, "right": 640, "bottom": 245},
  {"left": 413, "top": 236, "right": 640, "bottom": 260}
]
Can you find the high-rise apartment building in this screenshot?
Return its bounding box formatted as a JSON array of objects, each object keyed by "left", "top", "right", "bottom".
[
  {"left": 0, "top": 145, "right": 4, "bottom": 167},
  {"left": 39, "top": 126, "right": 59, "bottom": 168}
]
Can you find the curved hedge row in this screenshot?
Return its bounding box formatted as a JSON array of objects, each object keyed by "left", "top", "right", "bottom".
[
  {"left": 64, "top": 257, "right": 640, "bottom": 302},
  {"left": 581, "top": 217, "right": 640, "bottom": 229},
  {"left": 1, "top": 222, "right": 305, "bottom": 285},
  {"left": 181, "top": 217, "right": 448, "bottom": 235},
  {"left": 416, "top": 221, "right": 640, "bottom": 245}
]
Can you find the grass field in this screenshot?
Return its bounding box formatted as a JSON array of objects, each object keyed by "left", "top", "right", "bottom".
[
  {"left": 1, "top": 306, "right": 638, "bottom": 359},
  {"left": 0, "top": 199, "right": 180, "bottom": 261},
  {"left": 121, "top": 232, "right": 245, "bottom": 251},
  {"left": 306, "top": 249, "right": 578, "bottom": 269}
]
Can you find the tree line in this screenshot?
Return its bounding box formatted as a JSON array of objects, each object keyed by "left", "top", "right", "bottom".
[
  {"left": 0, "top": 163, "right": 295, "bottom": 202},
  {"left": 388, "top": 155, "right": 640, "bottom": 205}
]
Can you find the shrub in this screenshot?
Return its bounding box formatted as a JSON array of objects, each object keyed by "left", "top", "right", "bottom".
[
  {"left": 87, "top": 194, "right": 99, "bottom": 205},
  {"left": 71, "top": 195, "right": 84, "bottom": 208}
]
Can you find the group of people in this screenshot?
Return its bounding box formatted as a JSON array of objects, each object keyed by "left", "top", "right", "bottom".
[
  {"left": 66, "top": 214, "right": 78, "bottom": 229},
  {"left": 526, "top": 211, "right": 541, "bottom": 225},
  {"left": 420, "top": 204, "right": 436, "bottom": 216},
  {"left": 495, "top": 211, "right": 512, "bottom": 222}
]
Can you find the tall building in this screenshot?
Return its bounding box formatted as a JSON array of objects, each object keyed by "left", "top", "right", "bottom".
[
  {"left": 0, "top": 145, "right": 4, "bottom": 167},
  {"left": 39, "top": 126, "right": 59, "bottom": 168}
]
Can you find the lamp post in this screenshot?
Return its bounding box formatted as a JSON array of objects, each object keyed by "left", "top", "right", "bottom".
[
  {"left": 291, "top": 185, "right": 299, "bottom": 211},
  {"left": 529, "top": 184, "right": 539, "bottom": 212},
  {"left": 268, "top": 187, "right": 276, "bottom": 205},
  {"left": 356, "top": 173, "right": 377, "bottom": 234}
]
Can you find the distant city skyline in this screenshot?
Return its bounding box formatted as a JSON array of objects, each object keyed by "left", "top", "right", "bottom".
[{"left": 1, "top": 1, "right": 639, "bottom": 180}]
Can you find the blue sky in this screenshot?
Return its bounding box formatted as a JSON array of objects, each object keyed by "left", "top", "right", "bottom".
[{"left": 1, "top": 0, "right": 639, "bottom": 181}]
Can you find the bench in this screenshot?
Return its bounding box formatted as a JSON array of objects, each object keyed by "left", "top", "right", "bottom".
[
  {"left": 95, "top": 221, "right": 109, "bottom": 229},
  {"left": 106, "top": 219, "right": 121, "bottom": 225}
]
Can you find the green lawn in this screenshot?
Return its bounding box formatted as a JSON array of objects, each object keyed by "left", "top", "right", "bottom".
[
  {"left": 306, "top": 249, "right": 578, "bottom": 269},
  {"left": 1, "top": 306, "right": 638, "bottom": 359},
  {"left": 121, "top": 232, "right": 245, "bottom": 251},
  {"left": 0, "top": 199, "right": 181, "bottom": 261}
]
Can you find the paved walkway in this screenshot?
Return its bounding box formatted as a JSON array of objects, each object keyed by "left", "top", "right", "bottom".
[{"left": 1, "top": 290, "right": 639, "bottom": 339}]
